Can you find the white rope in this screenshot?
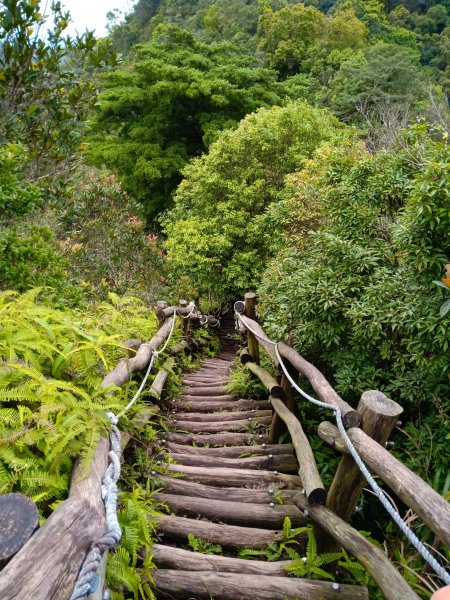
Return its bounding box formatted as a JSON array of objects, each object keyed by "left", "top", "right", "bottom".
[
  {"left": 71, "top": 305, "right": 196, "bottom": 599},
  {"left": 235, "top": 306, "right": 450, "bottom": 585}
]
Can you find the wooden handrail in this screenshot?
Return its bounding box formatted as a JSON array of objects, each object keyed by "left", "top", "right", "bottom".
[
  {"left": 0, "top": 304, "right": 197, "bottom": 599},
  {"left": 319, "top": 421, "right": 450, "bottom": 548},
  {"left": 294, "top": 493, "right": 421, "bottom": 600},
  {"left": 237, "top": 314, "right": 360, "bottom": 428}
]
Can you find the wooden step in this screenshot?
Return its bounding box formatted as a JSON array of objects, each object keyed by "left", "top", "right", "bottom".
[
  {"left": 182, "top": 379, "right": 229, "bottom": 387},
  {"left": 156, "top": 476, "right": 297, "bottom": 504},
  {"left": 154, "top": 570, "right": 369, "bottom": 600},
  {"left": 166, "top": 464, "right": 301, "bottom": 488},
  {"left": 179, "top": 394, "right": 237, "bottom": 403},
  {"left": 155, "top": 493, "right": 305, "bottom": 527},
  {"left": 172, "top": 410, "right": 272, "bottom": 422},
  {"left": 166, "top": 442, "right": 294, "bottom": 458},
  {"left": 169, "top": 452, "right": 298, "bottom": 473},
  {"left": 164, "top": 432, "right": 269, "bottom": 446},
  {"left": 181, "top": 386, "right": 229, "bottom": 396},
  {"left": 176, "top": 399, "right": 271, "bottom": 412},
  {"left": 168, "top": 416, "right": 271, "bottom": 433},
  {"left": 156, "top": 515, "right": 282, "bottom": 549},
  {"left": 152, "top": 544, "right": 294, "bottom": 576}
]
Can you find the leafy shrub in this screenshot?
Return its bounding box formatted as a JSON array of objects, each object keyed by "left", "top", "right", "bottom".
[
  {"left": 0, "top": 144, "right": 41, "bottom": 219},
  {"left": 0, "top": 289, "right": 157, "bottom": 511},
  {"left": 164, "top": 101, "right": 349, "bottom": 302},
  {"left": 0, "top": 226, "right": 84, "bottom": 306},
  {"left": 58, "top": 168, "right": 166, "bottom": 303},
  {"left": 258, "top": 128, "right": 450, "bottom": 479}
]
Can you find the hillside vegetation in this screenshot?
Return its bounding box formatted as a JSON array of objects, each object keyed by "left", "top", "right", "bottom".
[{"left": 0, "top": 0, "right": 449, "bottom": 598}]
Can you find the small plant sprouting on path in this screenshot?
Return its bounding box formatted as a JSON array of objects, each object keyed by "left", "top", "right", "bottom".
[{"left": 187, "top": 534, "right": 223, "bottom": 555}]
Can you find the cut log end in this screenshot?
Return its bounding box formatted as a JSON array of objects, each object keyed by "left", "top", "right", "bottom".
[
  {"left": 307, "top": 488, "right": 327, "bottom": 506},
  {"left": 342, "top": 410, "right": 361, "bottom": 429},
  {"left": 0, "top": 493, "right": 39, "bottom": 562}
]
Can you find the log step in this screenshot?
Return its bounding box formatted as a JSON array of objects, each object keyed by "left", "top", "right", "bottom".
[
  {"left": 181, "top": 386, "right": 229, "bottom": 395},
  {"left": 152, "top": 544, "right": 294, "bottom": 576},
  {"left": 179, "top": 394, "right": 237, "bottom": 402},
  {"left": 168, "top": 416, "right": 272, "bottom": 433},
  {"left": 176, "top": 399, "right": 271, "bottom": 412},
  {"left": 165, "top": 442, "right": 294, "bottom": 457},
  {"left": 166, "top": 464, "right": 301, "bottom": 488},
  {"left": 154, "top": 570, "right": 369, "bottom": 600},
  {"left": 155, "top": 493, "right": 305, "bottom": 527},
  {"left": 168, "top": 452, "right": 298, "bottom": 472},
  {"left": 156, "top": 476, "right": 297, "bottom": 504},
  {"left": 172, "top": 410, "right": 272, "bottom": 422},
  {"left": 156, "top": 514, "right": 283, "bottom": 549},
  {"left": 164, "top": 432, "right": 269, "bottom": 446}
]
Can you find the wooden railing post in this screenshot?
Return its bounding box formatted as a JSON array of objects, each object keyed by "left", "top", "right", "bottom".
[
  {"left": 179, "top": 299, "right": 189, "bottom": 339},
  {"left": 326, "top": 390, "right": 403, "bottom": 522},
  {"left": 244, "top": 292, "right": 260, "bottom": 364},
  {"left": 269, "top": 360, "right": 297, "bottom": 444},
  {"left": 156, "top": 300, "right": 168, "bottom": 327}
]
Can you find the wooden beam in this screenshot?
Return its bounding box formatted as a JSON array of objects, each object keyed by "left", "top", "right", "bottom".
[
  {"left": 270, "top": 396, "right": 326, "bottom": 505},
  {"left": 238, "top": 314, "right": 278, "bottom": 364},
  {"left": 244, "top": 361, "right": 284, "bottom": 398},
  {"left": 294, "top": 493, "right": 420, "bottom": 600},
  {"left": 326, "top": 391, "right": 402, "bottom": 523},
  {"left": 277, "top": 342, "right": 360, "bottom": 428},
  {"left": 318, "top": 421, "right": 450, "bottom": 548},
  {"left": 154, "top": 570, "right": 369, "bottom": 599}
]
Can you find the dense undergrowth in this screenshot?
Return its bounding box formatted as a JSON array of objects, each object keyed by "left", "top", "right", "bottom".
[{"left": 0, "top": 0, "right": 449, "bottom": 598}]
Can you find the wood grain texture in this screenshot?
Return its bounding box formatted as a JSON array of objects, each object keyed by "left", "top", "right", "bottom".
[
  {"left": 270, "top": 396, "right": 326, "bottom": 505},
  {"left": 155, "top": 493, "right": 305, "bottom": 527},
  {"left": 154, "top": 570, "right": 369, "bottom": 599},
  {"left": 294, "top": 493, "right": 420, "bottom": 600},
  {"left": 318, "top": 421, "right": 450, "bottom": 547}
]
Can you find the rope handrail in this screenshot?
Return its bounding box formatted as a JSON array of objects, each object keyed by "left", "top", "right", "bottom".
[
  {"left": 235, "top": 306, "right": 450, "bottom": 586},
  {"left": 71, "top": 302, "right": 211, "bottom": 599}
]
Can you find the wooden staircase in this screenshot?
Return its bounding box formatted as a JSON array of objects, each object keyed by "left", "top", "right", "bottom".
[{"left": 152, "top": 329, "right": 368, "bottom": 600}]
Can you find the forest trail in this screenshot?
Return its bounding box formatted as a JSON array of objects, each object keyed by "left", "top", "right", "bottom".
[{"left": 151, "top": 326, "right": 368, "bottom": 600}]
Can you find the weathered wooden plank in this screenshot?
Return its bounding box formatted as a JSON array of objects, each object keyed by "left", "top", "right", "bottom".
[
  {"left": 165, "top": 442, "right": 294, "bottom": 457},
  {"left": 155, "top": 515, "right": 283, "bottom": 549},
  {"left": 270, "top": 396, "right": 326, "bottom": 505},
  {"left": 168, "top": 416, "right": 272, "bottom": 433},
  {"left": 155, "top": 493, "right": 305, "bottom": 527},
  {"left": 168, "top": 452, "right": 298, "bottom": 473},
  {"left": 152, "top": 544, "right": 294, "bottom": 576},
  {"left": 164, "top": 432, "right": 269, "bottom": 446},
  {"left": 155, "top": 476, "right": 297, "bottom": 504},
  {"left": 154, "top": 570, "right": 369, "bottom": 599},
  {"left": 166, "top": 464, "right": 301, "bottom": 488},
  {"left": 172, "top": 409, "right": 272, "bottom": 422}
]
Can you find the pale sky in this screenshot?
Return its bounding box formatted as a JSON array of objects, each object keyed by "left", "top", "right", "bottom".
[{"left": 58, "top": 0, "right": 137, "bottom": 38}]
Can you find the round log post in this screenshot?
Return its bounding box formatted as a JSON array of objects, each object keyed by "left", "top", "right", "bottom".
[
  {"left": 179, "top": 300, "right": 189, "bottom": 339},
  {"left": 156, "top": 300, "right": 168, "bottom": 327},
  {"left": 244, "top": 292, "right": 260, "bottom": 364},
  {"left": 326, "top": 390, "right": 403, "bottom": 523}
]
